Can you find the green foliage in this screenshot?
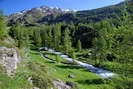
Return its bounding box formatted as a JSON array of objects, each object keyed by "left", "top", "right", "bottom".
[
  {"left": 70, "top": 51, "right": 76, "bottom": 59},
  {"left": 39, "top": 50, "right": 133, "bottom": 89},
  {"left": 47, "top": 27, "right": 53, "bottom": 48},
  {"left": 0, "top": 40, "right": 14, "bottom": 48},
  {"left": 55, "top": 55, "right": 62, "bottom": 63},
  {"left": 52, "top": 24, "right": 61, "bottom": 50},
  {"left": 77, "top": 40, "right": 82, "bottom": 51},
  {"left": 0, "top": 14, "right": 7, "bottom": 39},
  {"left": 1, "top": 1, "right": 132, "bottom": 88},
  {"left": 27, "top": 61, "right": 53, "bottom": 89},
  {"left": 33, "top": 29, "right": 42, "bottom": 47},
  {"left": 40, "top": 25, "right": 51, "bottom": 47},
  {"left": 110, "top": 77, "right": 133, "bottom": 89},
  {"left": 9, "top": 23, "right": 30, "bottom": 48},
  {"left": 89, "top": 2, "right": 133, "bottom": 78},
  {"left": 0, "top": 67, "right": 31, "bottom": 89},
  {"left": 62, "top": 28, "right": 72, "bottom": 55}
]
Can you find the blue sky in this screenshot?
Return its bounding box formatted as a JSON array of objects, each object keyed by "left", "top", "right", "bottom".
[{"left": 0, "top": 0, "right": 124, "bottom": 15}]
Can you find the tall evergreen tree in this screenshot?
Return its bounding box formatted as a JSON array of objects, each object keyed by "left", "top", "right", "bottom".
[
  {"left": 41, "top": 25, "right": 53, "bottom": 48},
  {"left": 9, "top": 23, "right": 30, "bottom": 48},
  {"left": 47, "top": 27, "right": 53, "bottom": 48},
  {"left": 34, "top": 29, "right": 42, "bottom": 47},
  {"left": 62, "top": 28, "right": 72, "bottom": 54},
  {"left": 53, "top": 24, "right": 61, "bottom": 50},
  {"left": 77, "top": 40, "right": 82, "bottom": 51},
  {"left": 40, "top": 27, "right": 48, "bottom": 47}
]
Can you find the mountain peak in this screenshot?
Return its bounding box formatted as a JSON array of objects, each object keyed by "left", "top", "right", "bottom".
[
  {"left": 10, "top": 6, "right": 75, "bottom": 17},
  {"left": 8, "top": 6, "right": 76, "bottom": 25}
]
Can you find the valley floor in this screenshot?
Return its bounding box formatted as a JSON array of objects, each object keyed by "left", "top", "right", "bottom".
[
  {"left": 0, "top": 50, "right": 132, "bottom": 89},
  {"left": 30, "top": 50, "right": 115, "bottom": 89}
]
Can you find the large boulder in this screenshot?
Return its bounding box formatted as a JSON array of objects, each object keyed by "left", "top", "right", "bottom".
[
  {"left": 0, "top": 47, "right": 21, "bottom": 75},
  {"left": 53, "top": 79, "right": 71, "bottom": 89}
]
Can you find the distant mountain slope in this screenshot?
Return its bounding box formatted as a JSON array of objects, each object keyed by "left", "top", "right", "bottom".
[
  {"left": 52, "top": 0, "right": 133, "bottom": 24},
  {"left": 8, "top": 0, "right": 133, "bottom": 26}
]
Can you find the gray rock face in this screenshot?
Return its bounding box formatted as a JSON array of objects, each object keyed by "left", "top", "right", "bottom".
[
  {"left": 65, "top": 82, "right": 77, "bottom": 88},
  {"left": 53, "top": 79, "right": 71, "bottom": 89},
  {"left": 0, "top": 47, "right": 21, "bottom": 75}
]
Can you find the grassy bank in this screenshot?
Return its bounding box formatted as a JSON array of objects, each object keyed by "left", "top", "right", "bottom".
[
  {"left": 40, "top": 50, "right": 133, "bottom": 89},
  {"left": 0, "top": 50, "right": 132, "bottom": 89}
]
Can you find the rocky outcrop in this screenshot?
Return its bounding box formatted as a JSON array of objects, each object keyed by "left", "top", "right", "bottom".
[
  {"left": 28, "top": 77, "right": 71, "bottom": 89},
  {"left": 53, "top": 79, "right": 71, "bottom": 89},
  {"left": 0, "top": 47, "right": 21, "bottom": 75}
]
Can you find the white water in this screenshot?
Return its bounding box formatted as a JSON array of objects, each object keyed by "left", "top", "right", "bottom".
[{"left": 39, "top": 47, "right": 117, "bottom": 78}]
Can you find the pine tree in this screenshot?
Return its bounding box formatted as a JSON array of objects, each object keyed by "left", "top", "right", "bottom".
[
  {"left": 62, "top": 28, "right": 72, "bottom": 54},
  {"left": 47, "top": 27, "right": 53, "bottom": 48},
  {"left": 77, "top": 40, "right": 82, "bottom": 51},
  {"left": 9, "top": 23, "right": 30, "bottom": 48},
  {"left": 40, "top": 27, "right": 48, "bottom": 47},
  {"left": 34, "top": 29, "right": 42, "bottom": 47},
  {"left": 53, "top": 24, "right": 61, "bottom": 50},
  {"left": 71, "top": 51, "right": 76, "bottom": 59}
]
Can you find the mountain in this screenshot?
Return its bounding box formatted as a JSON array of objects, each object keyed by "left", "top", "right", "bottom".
[
  {"left": 8, "top": 6, "right": 74, "bottom": 26},
  {"left": 8, "top": 0, "right": 133, "bottom": 26},
  {"left": 1, "top": 1, "right": 133, "bottom": 89}
]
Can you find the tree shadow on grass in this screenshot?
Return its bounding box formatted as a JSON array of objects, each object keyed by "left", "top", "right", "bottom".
[
  {"left": 56, "top": 65, "right": 83, "bottom": 70},
  {"left": 30, "top": 51, "right": 40, "bottom": 55},
  {"left": 43, "top": 52, "right": 56, "bottom": 56},
  {"left": 45, "top": 61, "right": 56, "bottom": 64},
  {"left": 76, "top": 78, "right": 109, "bottom": 85}
]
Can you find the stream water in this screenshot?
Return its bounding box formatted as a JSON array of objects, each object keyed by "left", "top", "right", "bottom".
[{"left": 39, "top": 47, "right": 117, "bottom": 78}]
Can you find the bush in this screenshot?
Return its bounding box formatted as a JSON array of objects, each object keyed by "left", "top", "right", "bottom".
[
  {"left": 110, "top": 77, "right": 133, "bottom": 89},
  {"left": 0, "top": 15, "right": 7, "bottom": 40},
  {"left": 55, "top": 55, "right": 62, "bottom": 63},
  {"left": 27, "top": 61, "right": 53, "bottom": 88},
  {"left": 31, "top": 74, "right": 52, "bottom": 89}
]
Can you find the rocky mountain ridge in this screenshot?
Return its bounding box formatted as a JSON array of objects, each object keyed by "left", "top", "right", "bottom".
[
  {"left": 8, "top": 6, "right": 75, "bottom": 25},
  {"left": 7, "top": 0, "right": 133, "bottom": 26}
]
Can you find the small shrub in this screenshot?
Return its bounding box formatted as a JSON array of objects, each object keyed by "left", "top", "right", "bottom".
[
  {"left": 31, "top": 74, "right": 52, "bottom": 89},
  {"left": 55, "top": 55, "right": 62, "bottom": 63},
  {"left": 110, "top": 77, "right": 133, "bottom": 89},
  {"left": 27, "top": 61, "right": 53, "bottom": 88},
  {"left": 97, "top": 85, "right": 115, "bottom": 89}
]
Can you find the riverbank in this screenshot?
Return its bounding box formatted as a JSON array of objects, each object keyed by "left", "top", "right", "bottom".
[
  {"left": 32, "top": 50, "right": 115, "bottom": 89},
  {"left": 40, "top": 47, "right": 116, "bottom": 78}
]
